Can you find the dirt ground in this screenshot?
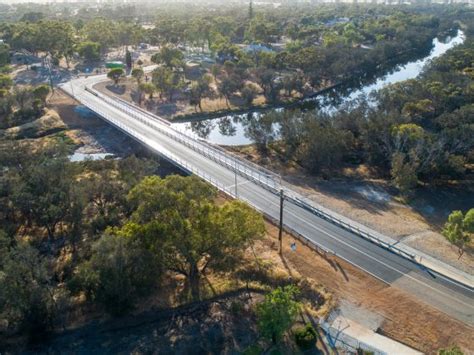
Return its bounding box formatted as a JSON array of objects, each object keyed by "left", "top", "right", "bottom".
[
  {"left": 12, "top": 217, "right": 473, "bottom": 355},
  {"left": 94, "top": 76, "right": 268, "bottom": 121},
  {"left": 43, "top": 89, "right": 473, "bottom": 354},
  {"left": 48, "top": 89, "right": 147, "bottom": 157},
  {"left": 230, "top": 145, "right": 474, "bottom": 274},
  {"left": 261, "top": 222, "right": 474, "bottom": 354},
  {"left": 90, "top": 78, "right": 474, "bottom": 272}
]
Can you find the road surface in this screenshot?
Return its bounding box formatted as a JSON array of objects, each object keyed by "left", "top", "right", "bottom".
[{"left": 60, "top": 75, "right": 474, "bottom": 326}]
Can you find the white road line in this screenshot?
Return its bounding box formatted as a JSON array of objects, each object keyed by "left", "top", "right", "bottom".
[
  {"left": 251, "top": 187, "right": 474, "bottom": 311},
  {"left": 66, "top": 84, "right": 474, "bottom": 318}
]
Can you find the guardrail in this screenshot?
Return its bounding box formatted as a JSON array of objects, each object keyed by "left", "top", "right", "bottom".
[
  {"left": 83, "top": 86, "right": 418, "bottom": 263},
  {"left": 74, "top": 89, "right": 382, "bottom": 276},
  {"left": 68, "top": 88, "right": 472, "bottom": 289}
]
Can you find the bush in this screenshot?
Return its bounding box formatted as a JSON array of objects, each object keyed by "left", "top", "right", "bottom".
[
  {"left": 230, "top": 300, "right": 244, "bottom": 315},
  {"left": 70, "top": 234, "right": 161, "bottom": 315},
  {"left": 294, "top": 324, "right": 317, "bottom": 350},
  {"left": 242, "top": 344, "right": 263, "bottom": 355}
]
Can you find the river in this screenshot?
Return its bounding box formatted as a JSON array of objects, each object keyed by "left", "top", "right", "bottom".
[{"left": 171, "top": 30, "right": 465, "bottom": 146}]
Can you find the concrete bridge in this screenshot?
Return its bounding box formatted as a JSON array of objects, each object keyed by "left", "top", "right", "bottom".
[{"left": 60, "top": 74, "right": 473, "bottom": 326}]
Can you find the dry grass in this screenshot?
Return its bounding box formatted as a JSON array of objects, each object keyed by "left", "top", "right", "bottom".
[
  {"left": 260, "top": 220, "right": 473, "bottom": 354},
  {"left": 229, "top": 144, "right": 474, "bottom": 274}
]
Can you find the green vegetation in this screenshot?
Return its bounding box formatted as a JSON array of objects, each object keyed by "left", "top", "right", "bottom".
[
  {"left": 122, "top": 175, "right": 265, "bottom": 300},
  {"left": 0, "top": 72, "right": 51, "bottom": 130},
  {"left": 107, "top": 68, "right": 125, "bottom": 85},
  {"left": 1, "top": 3, "right": 465, "bottom": 113},
  {"left": 439, "top": 346, "right": 465, "bottom": 355},
  {"left": 442, "top": 209, "right": 474, "bottom": 258},
  {"left": 249, "top": 35, "right": 474, "bottom": 195},
  {"left": 294, "top": 323, "right": 318, "bottom": 350},
  {"left": 0, "top": 131, "right": 267, "bottom": 342},
  {"left": 256, "top": 285, "right": 300, "bottom": 344},
  {"left": 76, "top": 41, "right": 101, "bottom": 62},
  {"left": 0, "top": 2, "right": 472, "bottom": 351}
]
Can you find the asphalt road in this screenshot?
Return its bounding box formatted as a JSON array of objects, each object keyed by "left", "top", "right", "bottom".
[{"left": 60, "top": 76, "right": 474, "bottom": 326}]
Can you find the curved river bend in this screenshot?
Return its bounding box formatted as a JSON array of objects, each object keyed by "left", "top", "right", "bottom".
[{"left": 171, "top": 31, "right": 465, "bottom": 146}]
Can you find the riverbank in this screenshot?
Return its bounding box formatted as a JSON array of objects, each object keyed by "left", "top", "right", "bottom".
[
  {"left": 50, "top": 90, "right": 147, "bottom": 158},
  {"left": 171, "top": 30, "right": 466, "bottom": 146},
  {"left": 93, "top": 30, "right": 453, "bottom": 127},
  {"left": 93, "top": 76, "right": 344, "bottom": 124}
]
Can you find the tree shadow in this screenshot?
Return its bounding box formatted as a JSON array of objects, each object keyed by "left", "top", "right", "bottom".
[
  {"left": 284, "top": 176, "right": 393, "bottom": 217},
  {"left": 105, "top": 84, "right": 126, "bottom": 95},
  {"left": 334, "top": 261, "right": 349, "bottom": 282},
  {"left": 156, "top": 103, "right": 178, "bottom": 117}
]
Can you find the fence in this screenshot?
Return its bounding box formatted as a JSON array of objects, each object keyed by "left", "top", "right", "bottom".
[
  {"left": 320, "top": 321, "right": 386, "bottom": 355},
  {"left": 79, "top": 85, "right": 418, "bottom": 264}
]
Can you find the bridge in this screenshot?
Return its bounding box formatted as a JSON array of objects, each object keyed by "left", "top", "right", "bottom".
[{"left": 60, "top": 74, "right": 473, "bottom": 326}]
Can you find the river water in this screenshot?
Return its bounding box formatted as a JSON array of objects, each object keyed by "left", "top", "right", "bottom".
[{"left": 171, "top": 30, "right": 465, "bottom": 146}]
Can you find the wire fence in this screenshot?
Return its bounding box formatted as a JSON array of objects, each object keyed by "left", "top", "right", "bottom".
[{"left": 320, "top": 321, "right": 387, "bottom": 355}]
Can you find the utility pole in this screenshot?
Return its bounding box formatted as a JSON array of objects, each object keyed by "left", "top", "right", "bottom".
[
  {"left": 46, "top": 54, "right": 54, "bottom": 93},
  {"left": 234, "top": 160, "right": 238, "bottom": 197},
  {"left": 279, "top": 189, "right": 284, "bottom": 255}
]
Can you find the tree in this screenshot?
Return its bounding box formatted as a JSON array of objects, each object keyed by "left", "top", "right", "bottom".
[
  {"left": 257, "top": 286, "right": 300, "bottom": 344},
  {"left": 131, "top": 68, "right": 144, "bottom": 85},
  {"left": 107, "top": 68, "right": 125, "bottom": 85},
  {"left": 0, "top": 74, "right": 12, "bottom": 91},
  {"left": 12, "top": 86, "right": 33, "bottom": 111},
  {"left": 282, "top": 74, "right": 303, "bottom": 97},
  {"left": 0, "top": 240, "right": 56, "bottom": 340},
  {"left": 40, "top": 21, "right": 76, "bottom": 68},
  {"left": 442, "top": 209, "right": 473, "bottom": 258},
  {"left": 126, "top": 175, "right": 265, "bottom": 300},
  {"left": 71, "top": 233, "right": 161, "bottom": 315},
  {"left": 76, "top": 41, "right": 101, "bottom": 62},
  {"left": 125, "top": 48, "right": 132, "bottom": 69},
  {"left": 152, "top": 66, "right": 173, "bottom": 100},
  {"left": 12, "top": 156, "right": 79, "bottom": 240},
  {"left": 81, "top": 18, "right": 116, "bottom": 51},
  {"left": 218, "top": 76, "right": 241, "bottom": 108},
  {"left": 241, "top": 83, "right": 258, "bottom": 106},
  {"left": 81, "top": 169, "right": 126, "bottom": 234},
  {"left": 151, "top": 45, "right": 184, "bottom": 69},
  {"left": 20, "top": 12, "right": 44, "bottom": 23},
  {"left": 300, "top": 116, "right": 353, "bottom": 174},
  {"left": 390, "top": 152, "right": 419, "bottom": 196},
  {"left": 210, "top": 64, "right": 221, "bottom": 80},
  {"left": 139, "top": 83, "right": 156, "bottom": 100},
  {"left": 0, "top": 43, "right": 10, "bottom": 67},
  {"left": 189, "top": 74, "right": 212, "bottom": 112},
  {"left": 32, "top": 84, "right": 50, "bottom": 106},
  {"left": 389, "top": 124, "right": 426, "bottom": 195}
]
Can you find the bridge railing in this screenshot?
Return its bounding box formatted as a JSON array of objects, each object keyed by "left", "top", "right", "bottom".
[
  {"left": 79, "top": 87, "right": 418, "bottom": 263},
  {"left": 85, "top": 87, "right": 282, "bottom": 187}
]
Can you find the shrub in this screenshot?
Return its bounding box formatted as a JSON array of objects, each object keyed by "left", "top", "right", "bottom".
[
  {"left": 294, "top": 323, "right": 317, "bottom": 350},
  {"left": 230, "top": 300, "right": 244, "bottom": 315}
]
